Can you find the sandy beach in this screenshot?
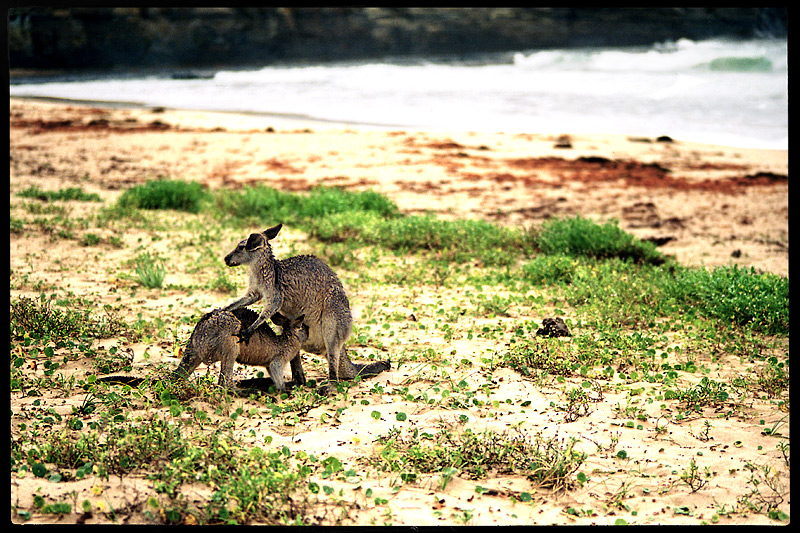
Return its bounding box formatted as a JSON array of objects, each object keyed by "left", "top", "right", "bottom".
[{"left": 10, "top": 97, "right": 789, "bottom": 525}]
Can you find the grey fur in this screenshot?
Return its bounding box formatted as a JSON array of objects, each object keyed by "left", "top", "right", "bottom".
[
  {"left": 173, "top": 307, "right": 308, "bottom": 393},
  {"left": 222, "top": 223, "right": 390, "bottom": 387}
]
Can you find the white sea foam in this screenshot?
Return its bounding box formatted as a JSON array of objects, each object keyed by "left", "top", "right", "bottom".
[{"left": 10, "top": 38, "right": 787, "bottom": 149}]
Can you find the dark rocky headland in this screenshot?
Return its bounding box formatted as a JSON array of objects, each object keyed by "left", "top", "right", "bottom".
[{"left": 8, "top": 7, "right": 788, "bottom": 74}]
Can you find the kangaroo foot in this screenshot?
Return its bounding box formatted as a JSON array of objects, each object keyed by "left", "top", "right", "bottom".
[{"left": 315, "top": 381, "right": 341, "bottom": 396}]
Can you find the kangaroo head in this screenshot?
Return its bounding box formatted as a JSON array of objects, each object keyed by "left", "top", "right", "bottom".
[
  {"left": 288, "top": 314, "right": 309, "bottom": 344},
  {"left": 224, "top": 224, "right": 282, "bottom": 266}
]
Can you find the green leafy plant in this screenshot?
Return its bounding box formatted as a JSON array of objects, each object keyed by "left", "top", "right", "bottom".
[
  {"left": 502, "top": 338, "right": 576, "bottom": 377},
  {"left": 680, "top": 458, "right": 710, "bottom": 492},
  {"left": 310, "top": 212, "right": 534, "bottom": 266},
  {"left": 213, "top": 185, "right": 398, "bottom": 228},
  {"left": 666, "top": 377, "right": 729, "bottom": 411}
]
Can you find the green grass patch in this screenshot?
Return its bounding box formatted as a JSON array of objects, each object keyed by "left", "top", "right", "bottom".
[
  {"left": 372, "top": 427, "right": 585, "bottom": 491},
  {"left": 521, "top": 254, "right": 580, "bottom": 285},
  {"left": 117, "top": 179, "right": 210, "bottom": 213},
  {"left": 212, "top": 185, "right": 399, "bottom": 227},
  {"left": 668, "top": 265, "right": 789, "bottom": 335},
  {"left": 523, "top": 256, "right": 789, "bottom": 336},
  {"left": 534, "top": 215, "right": 664, "bottom": 265},
  {"left": 309, "top": 211, "right": 536, "bottom": 266},
  {"left": 10, "top": 295, "right": 132, "bottom": 341},
  {"left": 17, "top": 185, "right": 101, "bottom": 203},
  {"left": 12, "top": 408, "right": 321, "bottom": 525},
  {"left": 101, "top": 183, "right": 787, "bottom": 335}
]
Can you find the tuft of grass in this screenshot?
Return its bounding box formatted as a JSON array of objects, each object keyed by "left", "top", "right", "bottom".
[
  {"left": 558, "top": 258, "right": 674, "bottom": 328},
  {"left": 502, "top": 337, "right": 577, "bottom": 377},
  {"left": 80, "top": 232, "right": 102, "bottom": 246},
  {"left": 117, "top": 179, "right": 209, "bottom": 213},
  {"left": 17, "top": 185, "right": 102, "bottom": 203},
  {"left": 208, "top": 269, "right": 239, "bottom": 295},
  {"left": 213, "top": 185, "right": 531, "bottom": 265},
  {"left": 132, "top": 252, "right": 166, "bottom": 289},
  {"left": 534, "top": 215, "right": 664, "bottom": 265},
  {"left": 521, "top": 254, "right": 580, "bottom": 285},
  {"left": 10, "top": 216, "right": 25, "bottom": 234}
]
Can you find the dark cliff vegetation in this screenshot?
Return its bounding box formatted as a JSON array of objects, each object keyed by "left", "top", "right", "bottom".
[{"left": 9, "top": 8, "right": 788, "bottom": 73}]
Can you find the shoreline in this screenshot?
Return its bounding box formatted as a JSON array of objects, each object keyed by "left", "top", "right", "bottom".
[
  {"left": 9, "top": 95, "right": 401, "bottom": 132},
  {"left": 9, "top": 95, "right": 787, "bottom": 152}
]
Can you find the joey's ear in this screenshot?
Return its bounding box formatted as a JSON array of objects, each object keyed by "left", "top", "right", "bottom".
[
  {"left": 244, "top": 233, "right": 266, "bottom": 252},
  {"left": 263, "top": 224, "right": 282, "bottom": 240},
  {"left": 294, "top": 314, "right": 305, "bottom": 324}
]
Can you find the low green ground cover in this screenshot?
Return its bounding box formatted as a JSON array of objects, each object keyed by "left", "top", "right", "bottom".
[{"left": 10, "top": 181, "right": 789, "bottom": 524}]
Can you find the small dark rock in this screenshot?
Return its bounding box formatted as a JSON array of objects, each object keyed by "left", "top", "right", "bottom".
[
  {"left": 578, "top": 156, "right": 614, "bottom": 165},
  {"left": 554, "top": 135, "right": 573, "bottom": 149},
  {"left": 656, "top": 135, "right": 674, "bottom": 143},
  {"left": 731, "top": 249, "right": 742, "bottom": 258},
  {"left": 536, "top": 317, "right": 571, "bottom": 338},
  {"left": 643, "top": 236, "right": 676, "bottom": 247}
]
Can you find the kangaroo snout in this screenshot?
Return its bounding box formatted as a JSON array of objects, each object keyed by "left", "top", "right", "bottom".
[{"left": 224, "top": 250, "right": 245, "bottom": 266}]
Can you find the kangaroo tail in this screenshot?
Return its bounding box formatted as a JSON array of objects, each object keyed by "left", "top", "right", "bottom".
[
  {"left": 96, "top": 375, "right": 146, "bottom": 386},
  {"left": 352, "top": 360, "right": 391, "bottom": 377}
]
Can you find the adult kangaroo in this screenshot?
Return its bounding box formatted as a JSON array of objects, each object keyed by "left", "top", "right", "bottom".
[{"left": 222, "top": 224, "right": 389, "bottom": 391}]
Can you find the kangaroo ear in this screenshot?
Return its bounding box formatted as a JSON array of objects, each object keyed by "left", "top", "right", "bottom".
[
  {"left": 263, "top": 224, "right": 282, "bottom": 240},
  {"left": 244, "top": 233, "right": 266, "bottom": 252},
  {"left": 294, "top": 314, "right": 305, "bottom": 324}
]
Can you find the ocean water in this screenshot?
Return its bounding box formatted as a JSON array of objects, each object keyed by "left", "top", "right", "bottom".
[{"left": 10, "top": 38, "right": 787, "bottom": 150}]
